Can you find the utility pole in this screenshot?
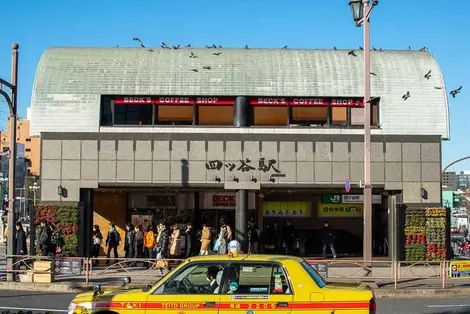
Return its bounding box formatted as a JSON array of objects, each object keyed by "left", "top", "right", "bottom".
[{"left": 0, "top": 43, "right": 19, "bottom": 282}]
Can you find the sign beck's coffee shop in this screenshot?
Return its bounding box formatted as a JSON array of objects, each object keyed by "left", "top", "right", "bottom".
[{"left": 32, "top": 47, "right": 449, "bottom": 259}]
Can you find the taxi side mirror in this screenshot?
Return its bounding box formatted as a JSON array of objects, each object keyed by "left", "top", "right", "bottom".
[{"left": 121, "top": 276, "right": 131, "bottom": 287}]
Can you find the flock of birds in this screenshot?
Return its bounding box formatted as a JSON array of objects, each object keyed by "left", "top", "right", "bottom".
[{"left": 128, "top": 38, "right": 463, "bottom": 100}]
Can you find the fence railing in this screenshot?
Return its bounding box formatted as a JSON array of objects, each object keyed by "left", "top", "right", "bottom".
[{"left": 4, "top": 255, "right": 454, "bottom": 290}]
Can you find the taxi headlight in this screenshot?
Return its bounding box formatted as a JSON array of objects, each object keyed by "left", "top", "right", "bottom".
[
  {"left": 69, "top": 302, "right": 93, "bottom": 314},
  {"left": 67, "top": 302, "right": 76, "bottom": 314}
]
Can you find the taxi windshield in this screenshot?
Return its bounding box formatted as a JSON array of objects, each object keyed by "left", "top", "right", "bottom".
[{"left": 300, "top": 261, "right": 326, "bottom": 288}]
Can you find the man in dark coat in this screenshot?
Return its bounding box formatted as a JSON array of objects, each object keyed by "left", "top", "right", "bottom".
[
  {"left": 321, "top": 221, "right": 337, "bottom": 259},
  {"left": 156, "top": 222, "right": 170, "bottom": 258},
  {"left": 282, "top": 220, "right": 297, "bottom": 255},
  {"left": 105, "top": 223, "right": 120, "bottom": 265},
  {"left": 38, "top": 220, "right": 51, "bottom": 256},
  {"left": 124, "top": 223, "right": 135, "bottom": 260},
  {"left": 184, "top": 220, "right": 196, "bottom": 258},
  {"left": 15, "top": 222, "right": 27, "bottom": 255}
]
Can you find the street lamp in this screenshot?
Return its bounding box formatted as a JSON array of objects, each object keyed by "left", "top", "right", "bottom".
[
  {"left": 348, "top": 0, "right": 378, "bottom": 263},
  {"left": 29, "top": 182, "right": 40, "bottom": 206}
]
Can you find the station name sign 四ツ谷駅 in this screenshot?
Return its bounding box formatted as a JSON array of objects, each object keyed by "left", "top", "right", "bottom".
[
  {"left": 317, "top": 204, "right": 363, "bottom": 218},
  {"left": 112, "top": 96, "right": 365, "bottom": 107},
  {"left": 322, "top": 194, "right": 382, "bottom": 205}
]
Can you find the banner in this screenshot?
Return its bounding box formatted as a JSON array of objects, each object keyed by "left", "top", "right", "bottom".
[
  {"left": 322, "top": 194, "right": 381, "bottom": 204},
  {"left": 450, "top": 261, "right": 470, "bottom": 279},
  {"left": 263, "top": 201, "right": 311, "bottom": 218},
  {"left": 317, "top": 204, "right": 363, "bottom": 218}
]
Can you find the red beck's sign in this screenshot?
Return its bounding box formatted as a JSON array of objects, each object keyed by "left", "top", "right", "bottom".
[
  {"left": 251, "top": 97, "right": 288, "bottom": 105},
  {"left": 289, "top": 97, "right": 328, "bottom": 106},
  {"left": 114, "top": 96, "right": 153, "bottom": 104},
  {"left": 195, "top": 97, "right": 233, "bottom": 105},
  {"left": 212, "top": 195, "right": 236, "bottom": 207},
  {"left": 155, "top": 96, "right": 193, "bottom": 104}
]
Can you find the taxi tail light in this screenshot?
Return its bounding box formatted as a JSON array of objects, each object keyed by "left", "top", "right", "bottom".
[{"left": 369, "top": 297, "right": 377, "bottom": 313}]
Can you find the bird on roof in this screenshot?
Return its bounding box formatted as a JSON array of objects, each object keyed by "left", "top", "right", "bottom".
[
  {"left": 370, "top": 72, "right": 377, "bottom": 76},
  {"left": 379, "top": 48, "right": 383, "bottom": 51},
  {"left": 372, "top": 46, "right": 377, "bottom": 51},
  {"left": 434, "top": 87, "right": 442, "bottom": 89},
  {"left": 245, "top": 44, "right": 249, "bottom": 49},
  {"left": 282, "top": 45, "right": 288, "bottom": 49},
  {"left": 205, "top": 45, "right": 212, "bottom": 49},
  {"left": 450, "top": 86, "right": 463, "bottom": 98},
  {"left": 173, "top": 45, "right": 180, "bottom": 49},
  {"left": 161, "top": 42, "right": 168, "bottom": 48},
  {"left": 203, "top": 66, "right": 211, "bottom": 70},
  {"left": 359, "top": 46, "right": 363, "bottom": 50},
  {"left": 213, "top": 52, "right": 222, "bottom": 56},
  {"left": 186, "top": 44, "right": 191, "bottom": 48},
  {"left": 408, "top": 45, "right": 411, "bottom": 50},
  {"left": 419, "top": 47, "right": 428, "bottom": 52},
  {"left": 212, "top": 44, "right": 217, "bottom": 48},
  {"left": 116, "top": 45, "right": 119, "bottom": 47},
  {"left": 189, "top": 52, "right": 197, "bottom": 58},
  {"left": 191, "top": 69, "right": 198, "bottom": 72},
  {"left": 348, "top": 50, "right": 357, "bottom": 57},
  {"left": 133, "top": 37, "right": 145, "bottom": 48},
  {"left": 333, "top": 46, "right": 337, "bottom": 50},
  {"left": 218, "top": 45, "right": 223, "bottom": 48},
  {"left": 402, "top": 91, "right": 410, "bottom": 101},
  {"left": 424, "top": 70, "right": 432, "bottom": 80}
]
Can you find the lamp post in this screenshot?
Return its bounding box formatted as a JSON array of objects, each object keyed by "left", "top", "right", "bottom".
[
  {"left": 29, "top": 182, "right": 40, "bottom": 206},
  {"left": 0, "top": 43, "right": 18, "bottom": 282},
  {"left": 0, "top": 177, "right": 7, "bottom": 243},
  {"left": 348, "top": 0, "right": 378, "bottom": 263}
]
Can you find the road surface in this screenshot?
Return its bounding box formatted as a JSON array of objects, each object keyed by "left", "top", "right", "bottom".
[{"left": 1, "top": 291, "right": 470, "bottom": 313}]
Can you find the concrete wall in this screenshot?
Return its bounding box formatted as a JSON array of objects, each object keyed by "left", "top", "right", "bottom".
[{"left": 40, "top": 133, "right": 442, "bottom": 206}]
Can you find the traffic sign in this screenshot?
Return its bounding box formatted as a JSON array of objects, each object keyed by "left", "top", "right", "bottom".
[{"left": 345, "top": 178, "right": 351, "bottom": 193}]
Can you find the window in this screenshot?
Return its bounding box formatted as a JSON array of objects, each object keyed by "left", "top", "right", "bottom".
[
  {"left": 25, "top": 148, "right": 31, "bottom": 152},
  {"left": 350, "top": 104, "right": 379, "bottom": 126},
  {"left": 291, "top": 107, "right": 328, "bottom": 126},
  {"left": 26, "top": 138, "right": 31, "bottom": 142},
  {"left": 372, "top": 104, "right": 378, "bottom": 126},
  {"left": 160, "top": 263, "right": 226, "bottom": 295},
  {"left": 198, "top": 106, "right": 233, "bottom": 125},
  {"left": 300, "top": 261, "right": 326, "bottom": 288},
  {"left": 156, "top": 105, "right": 193, "bottom": 125},
  {"left": 114, "top": 104, "right": 153, "bottom": 125},
  {"left": 253, "top": 107, "right": 287, "bottom": 126},
  {"left": 100, "top": 97, "right": 113, "bottom": 126},
  {"left": 331, "top": 107, "right": 348, "bottom": 125},
  {"left": 224, "top": 263, "right": 291, "bottom": 295}
]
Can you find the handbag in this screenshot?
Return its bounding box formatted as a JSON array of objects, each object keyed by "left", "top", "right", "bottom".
[{"left": 213, "top": 239, "right": 220, "bottom": 251}]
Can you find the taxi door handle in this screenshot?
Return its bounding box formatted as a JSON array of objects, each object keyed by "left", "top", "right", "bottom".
[
  {"left": 277, "top": 302, "right": 289, "bottom": 307},
  {"left": 204, "top": 302, "right": 216, "bottom": 307}
]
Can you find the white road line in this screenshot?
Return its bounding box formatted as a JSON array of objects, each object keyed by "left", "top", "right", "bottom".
[
  {"left": 0, "top": 306, "right": 67, "bottom": 312},
  {"left": 427, "top": 304, "right": 470, "bottom": 308}
]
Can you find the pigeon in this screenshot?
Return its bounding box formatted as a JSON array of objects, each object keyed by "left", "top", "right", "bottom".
[
  {"left": 370, "top": 72, "right": 377, "bottom": 76},
  {"left": 245, "top": 44, "right": 249, "bottom": 49},
  {"left": 147, "top": 49, "right": 154, "bottom": 52},
  {"left": 213, "top": 52, "right": 222, "bottom": 56},
  {"left": 450, "top": 86, "right": 463, "bottom": 98},
  {"left": 161, "top": 41, "right": 168, "bottom": 48},
  {"left": 203, "top": 66, "right": 211, "bottom": 70},
  {"left": 133, "top": 37, "right": 145, "bottom": 48},
  {"left": 185, "top": 44, "right": 191, "bottom": 48},
  {"left": 372, "top": 46, "right": 377, "bottom": 51},
  {"left": 191, "top": 69, "right": 198, "bottom": 72},
  {"left": 139, "top": 43, "right": 145, "bottom": 48},
  {"left": 424, "top": 70, "right": 432, "bottom": 80},
  {"left": 172, "top": 45, "right": 180, "bottom": 49},
  {"left": 379, "top": 48, "right": 383, "bottom": 51},
  {"left": 116, "top": 45, "right": 119, "bottom": 47},
  {"left": 189, "top": 52, "right": 197, "bottom": 58},
  {"left": 419, "top": 47, "right": 428, "bottom": 52},
  {"left": 402, "top": 91, "right": 410, "bottom": 101},
  {"left": 205, "top": 45, "right": 212, "bottom": 49},
  {"left": 434, "top": 87, "right": 442, "bottom": 89},
  {"left": 333, "top": 46, "right": 337, "bottom": 50},
  {"left": 282, "top": 45, "right": 288, "bottom": 49},
  {"left": 212, "top": 44, "right": 217, "bottom": 48},
  {"left": 218, "top": 45, "right": 223, "bottom": 48},
  {"left": 348, "top": 50, "right": 357, "bottom": 57},
  {"left": 359, "top": 46, "right": 363, "bottom": 50},
  {"left": 408, "top": 45, "right": 411, "bottom": 50}
]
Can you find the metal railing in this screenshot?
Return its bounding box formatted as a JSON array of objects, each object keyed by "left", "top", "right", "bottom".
[{"left": 3, "top": 255, "right": 454, "bottom": 290}]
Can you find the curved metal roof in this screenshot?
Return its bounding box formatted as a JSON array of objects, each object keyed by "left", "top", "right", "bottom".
[{"left": 31, "top": 47, "right": 449, "bottom": 138}]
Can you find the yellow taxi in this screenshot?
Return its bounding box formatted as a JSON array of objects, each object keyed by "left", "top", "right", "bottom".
[{"left": 68, "top": 255, "right": 376, "bottom": 314}]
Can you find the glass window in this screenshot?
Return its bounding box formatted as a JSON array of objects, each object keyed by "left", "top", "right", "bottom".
[
  {"left": 114, "top": 104, "right": 153, "bottom": 125},
  {"left": 100, "top": 97, "right": 113, "bottom": 126},
  {"left": 224, "top": 263, "right": 291, "bottom": 295},
  {"left": 331, "top": 107, "right": 348, "bottom": 125},
  {"left": 198, "top": 106, "right": 233, "bottom": 125},
  {"left": 253, "top": 107, "right": 287, "bottom": 126},
  {"left": 372, "top": 104, "right": 378, "bottom": 126},
  {"left": 156, "top": 105, "right": 193, "bottom": 125},
  {"left": 300, "top": 261, "right": 326, "bottom": 288},
  {"left": 160, "top": 263, "right": 226, "bottom": 295},
  {"left": 291, "top": 107, "right": 328, "bottom": 126},
  {"left": 350, "top": 107, "right": 364, "bottom": 126}
]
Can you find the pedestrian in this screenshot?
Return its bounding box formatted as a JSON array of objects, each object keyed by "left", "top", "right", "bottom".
[
  {"left": 169, "top": 222, "right": 182, "bottom": 258},
  {"left": 218, "top": 224, "right": 229, "bottom": 255},
  {"left": 272, "top": 221, "right": 282, "bottom": 254},
  {"left": 92, "top": 225, "right": 103, "bottom": 266},
  {"left": 220, "top": 217, "right": 232, "bottom": 241},
  {"left": 124, "top": 223, "right": 135, "bottom": 265},
  {"left": 248, "top": 219, "right": 260, "bottom": 254},
  {"left": 15, "top": 222, "right": 27, "bottom": 256},
  {"left": 105, "top": 222, "right": 120, "bottom": 265},
  {"left": 38, "top": 220, "right": 51, "bottom": 257},
  {"left": 321, "top": 221, "right": 337, "bottom": 259},
  {"left": 144, "top": 225, "right": 155, "bottom": 263},
  {"left": 184, "top": 220, "right": 196, "bottom": 258},
  {"left": 155, "top": 222, "right": 170, "bottom": 275},
  {"left": 263, "top": 223, "right": 276, "bottom": 254},
  {"left": 134, "top": 225, "right": 144, "bottom": 264},
  {"left": 282, "top": 220, "right": 297, "bottom": 255},
  {"left": 199, "top": 223, "right": 211, "bottom": 255},
  {"left": 50, "top": 224, "right": 63, "bottom": 256}
]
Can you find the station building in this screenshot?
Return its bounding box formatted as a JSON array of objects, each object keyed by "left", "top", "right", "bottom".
[{"left": 31, "top": 47, "right": 449, "bottom": 259}]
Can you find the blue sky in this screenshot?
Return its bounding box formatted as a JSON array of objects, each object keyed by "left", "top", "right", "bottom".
[{"left": 0, "top": 0, "right": 469, "bottom": 169}]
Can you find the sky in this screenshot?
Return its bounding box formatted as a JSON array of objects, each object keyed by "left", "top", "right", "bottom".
[{"left": 0, "top": 0, "right": 469, "bottom": 170}]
